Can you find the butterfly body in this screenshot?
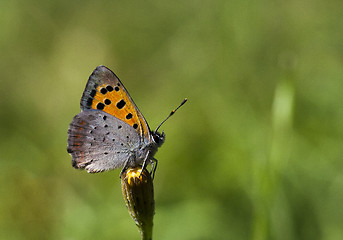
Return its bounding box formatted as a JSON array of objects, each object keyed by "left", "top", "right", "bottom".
[{"left": 67, "top": 66, "right": 164, "bottom": 173}]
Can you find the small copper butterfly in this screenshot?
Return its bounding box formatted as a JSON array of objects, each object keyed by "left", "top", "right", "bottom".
[{"left": 67, "top": 66, "right": 186, "bottom": 176}]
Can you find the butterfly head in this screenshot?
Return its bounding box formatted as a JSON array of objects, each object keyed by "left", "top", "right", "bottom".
[{"left": 152, "top": 130, "right": 165, "bottom": 147}]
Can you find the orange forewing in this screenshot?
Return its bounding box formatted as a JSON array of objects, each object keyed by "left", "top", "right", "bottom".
[{"left": 90, "top": 83, "right": 150, "bottom": 138}]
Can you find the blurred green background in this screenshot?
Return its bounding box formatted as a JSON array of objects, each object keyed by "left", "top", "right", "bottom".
[{"left": 1, "top": 0, "right": 343, "bottom": 239}]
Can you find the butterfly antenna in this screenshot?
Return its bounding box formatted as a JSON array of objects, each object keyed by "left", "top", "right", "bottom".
[{"left": 154, "top": 98, "right": 187, "bottom": 134}]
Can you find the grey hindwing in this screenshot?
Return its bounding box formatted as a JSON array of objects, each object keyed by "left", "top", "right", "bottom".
[{"left": 67, "top": 110, "right": 141, "bottom": 173}]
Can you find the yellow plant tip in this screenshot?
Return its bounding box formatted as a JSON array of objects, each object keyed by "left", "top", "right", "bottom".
[
  {"left": 126, "top": 168, "right": 146, "bottom": 185},
  {"left": 121, "top": 167, "right": 154, "bottom": 240}
]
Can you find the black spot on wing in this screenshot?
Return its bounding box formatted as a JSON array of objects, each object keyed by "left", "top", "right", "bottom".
[
  {"left": 86, "top": 98, "right": 93, "bottom": 106},
  {"left": 106, "top": 86, "right": 113, "bottom": 92},
  {"left": 126, "top": 113, "right": 132, "bottom": 119},
  {"left": 100, "top": 88, "right": 107, "bottom": 94},
  {"left": 97, "top": 103, "right": 105, "bottom": 110},
  {"left": 90, "top": 90, "right": 96, "bottom": 97},
  {"left": 116, "top": 100, "right": 126, "bottom": 109}
]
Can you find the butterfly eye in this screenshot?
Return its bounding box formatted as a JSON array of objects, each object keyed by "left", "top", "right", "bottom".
[
  {"left": 153, "top": 132, "right": 165, "bottom": 147},
  {"left": 153, "top": 135, "right": 160, "bottom": 144}
]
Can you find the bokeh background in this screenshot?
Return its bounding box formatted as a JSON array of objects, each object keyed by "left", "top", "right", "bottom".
[{"left": 1, "top": 0, "right": 343, "bottom": 239}]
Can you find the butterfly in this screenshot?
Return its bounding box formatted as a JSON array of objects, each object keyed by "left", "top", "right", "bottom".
[{"left": 67, "top": 65, "right": 186, "bottom": 176}]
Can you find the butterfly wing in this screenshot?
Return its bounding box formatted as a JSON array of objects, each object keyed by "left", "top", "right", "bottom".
[
  {"left": 67, "top": 110, "right": 141, "bottom": 173},
  {"left": 80, "top": 65, "right": 152, "bottom": 143}
]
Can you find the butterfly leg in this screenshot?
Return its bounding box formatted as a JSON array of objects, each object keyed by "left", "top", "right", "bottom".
[
  {"left": 150, "top": 158, "right": 158, "bottom": 179},
  {"left": 120, "top": 157, "right": 131, "bottom": 177},
  {"left": 139, "top": 151, "right": 150, "bottom": 177}
]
